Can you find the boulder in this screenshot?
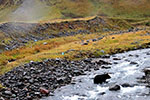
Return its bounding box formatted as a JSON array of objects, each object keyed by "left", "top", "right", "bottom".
[{"left": 94, "top": 73, "right": 111, "bottom": 84}]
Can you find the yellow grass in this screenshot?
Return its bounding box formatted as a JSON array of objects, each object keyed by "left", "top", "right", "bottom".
[{"left": 0, "top": 30, "right": 150, "bottom": 75}]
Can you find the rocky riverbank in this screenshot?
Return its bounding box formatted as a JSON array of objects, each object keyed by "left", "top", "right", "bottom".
[{"left": 0, "top": 58, "right": 110, "bottom": 100}]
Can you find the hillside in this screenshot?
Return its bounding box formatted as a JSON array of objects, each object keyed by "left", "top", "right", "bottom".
[
  {"left": 0, "top": 0, "right": 150, "bottom": 23},
  {"left": 1, "top": 0, "right": 150, "bottom": 99}
]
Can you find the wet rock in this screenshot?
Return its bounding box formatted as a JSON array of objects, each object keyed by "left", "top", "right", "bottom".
[
  {"left": 129, "top": 54, "right": 133, "bottom": 57},
  {"left": 130, "top": 61, "right": 138, "bottom": 65},
  {"left": 94, "top": 73, "right": 111, "bottom": 84},
  {"left": 113, "top": 58, "right": 121, "bottom": 60},
  {"left": 109, "top": 85, "right": 120, "bottom": 91},
  {"left": 113, "top": 62, "right": 118, "bottom": 64},
  {"left": 146, "top": 52, "right": 150, "bottom": 55},
  {"left": 101, "top": 66, "right": 111, "bottom": 69},
  {"left": 98, "top": 92, "right": 105, "bottom": 95},
  {"left": 121, "top": 83, "right": 133, "bottom": 87},
  {"left": 135, "top": 55, "right": 139, "bottom": 57}
]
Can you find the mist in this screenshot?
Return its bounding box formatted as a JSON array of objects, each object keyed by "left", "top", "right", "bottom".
[{"left": 8, "top": 0, "right": 49, "bottom": 22}]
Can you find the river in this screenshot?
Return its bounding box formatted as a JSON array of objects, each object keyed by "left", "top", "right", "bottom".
[{"left": 43, "top": 48, "right": 150, "bottom": 100}]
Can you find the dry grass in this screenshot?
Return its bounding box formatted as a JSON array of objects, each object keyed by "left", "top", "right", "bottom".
[
  {"left": 0, "top": 84, "right": 3, "bottom": 89},
  {"left": 1, "top": 30, "right": 150, "bottom": 75}
]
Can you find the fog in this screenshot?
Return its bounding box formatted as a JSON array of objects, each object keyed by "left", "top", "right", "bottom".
[{"left": 9, "top": 0, "right": 48, "bottom": 22}]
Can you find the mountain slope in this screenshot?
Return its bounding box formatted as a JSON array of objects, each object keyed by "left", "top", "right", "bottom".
[{"left": 0, "top": 0, "right": 150, "bottom": 23}]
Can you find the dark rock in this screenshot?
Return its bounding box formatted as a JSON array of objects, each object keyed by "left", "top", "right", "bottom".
[
  {"left": 82, "top": 42, "right": 88, "bottom": 45},
  {"left": 94, "top": 73, "right": 111, "bottom": 84},
  {"left": 8, "top": 59, "right": 16, "bottom": 62},
  {"left": 98, "top": 92, "right": 105, "bottom": 95},
  {"left": 101, "top": 54, "right": 110, "bottom": 58},
  {"left": 101, "top": 66, "right": 111, "bottom": 69},
  {"left": 130, "top": 61, "right": 138, "bottom": 65},
  {"left": 146, "top": 52, "right": 150, "bottom": 55},
  {"left": 96, "top": 60, "right": 111, "bottom": 65},
  {"left": 129, "top": 54, "right": 133, "bottom": 57},
  {"left": 121, "top": 83, "right": 133, "bottom": 87},
  {"left": 135, "top": 55, "right": 139, "bottom": 57},
  {"left": 113, "top": 58, "right": 121, "bottom": 60},
  {"left": 113, "top": 62, "right": 118, "bottom": 64},
  {"left": 84, "top": 58, "right": 92, "bottom": 63},
  {"left": 109, "top": 85, "right": 121, "bottom": 91},
  {"left": 143, "top": 68, "right": 150, "bottom": 76},
  {"left": 112, "top": 37, "right": 115, "bottom": 39},
  {"left": 92, "top": 39, "right": 97, "bottom": 42}
]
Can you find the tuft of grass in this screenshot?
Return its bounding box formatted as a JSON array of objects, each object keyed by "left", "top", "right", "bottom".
[{"left": 0, "top": 84, "right": 4, "bottom": 89}]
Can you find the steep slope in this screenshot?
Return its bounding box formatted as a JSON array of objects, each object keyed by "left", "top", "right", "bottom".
[
  {"left": 0, "top": 0, "right": 94, "bottom": 22},
  {"left": 0, "top": 16, "right": 132, "bottom": 51},
  {"left": 1, "top": 0, "right": 150, "bottom": 23}
]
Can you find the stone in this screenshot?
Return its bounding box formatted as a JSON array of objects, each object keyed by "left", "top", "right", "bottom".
[
  {"left": 98, "top": 92, "right": 105, "bottom": 95},
  {"left": 82, "top": 42, "right": 88, "bottom": 45},
  {"left": 34, "top": 92, "right": 41, "bottom": 96},
  {"left": 43, "top": 42, "right": 47, "bottom": 45},
  {"left": 94, "top": 74, "right": 111, "bottom": 84},
  {"left": 143, "top": 68, "right": 150, "bottom": 76},
  {"left": 121, "top": 83, "right": 133, "bottom": 87},
  {"left": 40, "top": 87, "right": 49, "bottom": 95},
  {"left": 146, "top": 52, "right": 150, "bottom": 55},
  {"left": 113, "top": 58, "right": 121, "bottom": 60},
  {"left": 109, "top": 85, "right": 121, "bottom": 91},
  {"left": 8, "top": 59, "right": 16, "bottom": 63},
  {"left": 96, "top": 60, "right": 111, "bottom": 65},
  {"left": 92, "top": 39, "right": 97, "bottom": 42},
  {"left": 4, "top": 90, "right": 12, "bottom": 95},
  {"left": 100, "top": 50, "right": 105, "bottom": 54},
  {"left": 101, "top": 66, "right": 111, "bottom": 69},
  {"left": 114, "top": 62, "right": 118, "bottom": 64},
  {"left": 130, "top": 61, "right": 138, "bottom": 65},
  {"left": 112, "top": 37, "right": 115, "bottom": 39}
]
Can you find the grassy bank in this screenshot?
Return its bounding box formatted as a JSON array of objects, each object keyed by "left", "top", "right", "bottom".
[{"left": 0, "top": 29, "right": 150, "bottom": 75}]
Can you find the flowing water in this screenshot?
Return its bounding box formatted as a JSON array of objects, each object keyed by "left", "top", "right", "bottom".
[{"left": 43, "top": 48, "right": 150, "bottom": 100}]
